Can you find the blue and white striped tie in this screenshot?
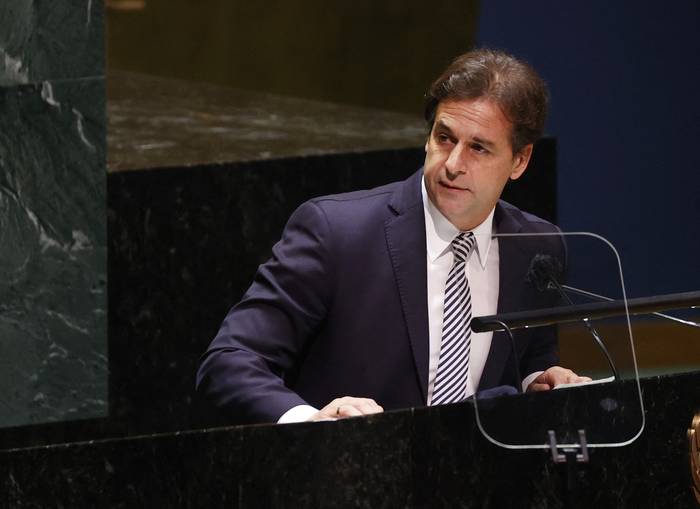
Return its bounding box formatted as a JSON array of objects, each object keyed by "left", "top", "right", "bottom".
[{"left": 431, "top": 232, "right": 476, "bottom": 405}]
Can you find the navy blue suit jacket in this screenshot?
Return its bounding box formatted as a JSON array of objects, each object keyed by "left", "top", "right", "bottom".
[{"left": 197, "top": 169, "right": 563, "bottom": 424}]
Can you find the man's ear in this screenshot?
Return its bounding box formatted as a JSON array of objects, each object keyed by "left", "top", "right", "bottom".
[{"left": 510, "top": 144, "right": 533, "bottom": 180}]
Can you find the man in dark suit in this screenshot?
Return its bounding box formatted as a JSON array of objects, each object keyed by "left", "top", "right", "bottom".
[{"left": 196, "top": 49, "right": 589, "bottom": 425}]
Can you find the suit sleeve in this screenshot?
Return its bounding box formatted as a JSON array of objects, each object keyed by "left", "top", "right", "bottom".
[{"left": 196, "top": 200, "right": 334, "bottom": 424}]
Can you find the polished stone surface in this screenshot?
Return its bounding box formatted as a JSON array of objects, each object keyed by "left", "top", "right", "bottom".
[
  {"left": 107, "top": 71, "right": 427, "bottom": 172},
  {"left": 1, "top": 371, "right": 697, "bottom": 508},
  {"left": 0, "top": 3, "right": 107, "bottom": 429},
  {"left": 0, "top": 1, "right": 103, "bottom": 85},
  {"left": 107, "top": 71, "right": 557, "bottom": 221}
]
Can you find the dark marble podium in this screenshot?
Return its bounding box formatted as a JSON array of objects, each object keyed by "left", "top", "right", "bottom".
[{"left": 2, "top": 371, "right": 698, "bottom": 508}]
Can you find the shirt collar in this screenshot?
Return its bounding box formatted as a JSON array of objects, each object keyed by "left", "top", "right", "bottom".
[{"left": 421, "top": 176, "right": 495, "bottom": 268}]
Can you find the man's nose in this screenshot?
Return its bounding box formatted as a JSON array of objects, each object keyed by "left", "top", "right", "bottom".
[{"left": 444, "top": 144, "right": 467, "bottom": 176}]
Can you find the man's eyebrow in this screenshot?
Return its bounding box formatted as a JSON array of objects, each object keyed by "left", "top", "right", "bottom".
[
  {"left": 472, "top": 136, "right": 496, "bottom": 148},
  {"left": 434, "top": 122, "right": 497, "bottom": 148},
  {"left": 433, "top": 120, "right": 454, "bottom": 134}
]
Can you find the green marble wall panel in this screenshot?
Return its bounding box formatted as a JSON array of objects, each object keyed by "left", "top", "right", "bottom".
[
  {"left": 0, "top": 1, "right": 106, "bottom": 429},
  {"left": 0, "top": 1, "right": 103, "bottom": 85}
]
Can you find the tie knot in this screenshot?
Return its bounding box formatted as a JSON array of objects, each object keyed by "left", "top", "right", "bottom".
[{"left": 452, "top": 232, "right": 476, "bottom": 262}]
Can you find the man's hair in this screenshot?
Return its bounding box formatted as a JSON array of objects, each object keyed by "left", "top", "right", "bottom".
[{"left": 424, "top": 48, "right": 548, "bottom": 154}]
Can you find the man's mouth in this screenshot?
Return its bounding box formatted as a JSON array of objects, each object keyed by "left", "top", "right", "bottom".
[{"left": 439, "top": 181, "right": 469, "bottom": 191}]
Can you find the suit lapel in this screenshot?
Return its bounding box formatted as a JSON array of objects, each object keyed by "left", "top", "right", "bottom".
[
  {"left": 384, "top": 171, "right": 429, "bottom": 403},
  {"left": 478, "top": 202, "right": 524, "bottom": 390}
]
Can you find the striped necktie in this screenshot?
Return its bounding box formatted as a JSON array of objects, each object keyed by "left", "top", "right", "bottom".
[{"left": 431, "top": 232, "right": 476, "bottom": 405}]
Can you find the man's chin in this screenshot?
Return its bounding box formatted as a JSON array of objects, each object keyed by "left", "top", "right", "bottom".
[
  {"left": 436, "top": 204, "right": 473, "bottom": 226},
  {"left": 435, "top": 198, "right": 492, "bottom": 231}
]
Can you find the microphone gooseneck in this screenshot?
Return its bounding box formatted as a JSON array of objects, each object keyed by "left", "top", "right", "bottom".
[{"left": 527, "top": 254, "right": 620, "bottom": 380}]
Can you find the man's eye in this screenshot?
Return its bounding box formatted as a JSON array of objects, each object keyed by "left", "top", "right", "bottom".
[
  {"left": 471, "top": 143, "right": 487, "bottom": 153},
  {"left": 436, "top": 133, "right": 451, "bottom": 143}
]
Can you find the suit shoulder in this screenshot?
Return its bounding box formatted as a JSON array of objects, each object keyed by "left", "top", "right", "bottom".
[
  {"left": 308, "top": 180, "right": 402, "bottom": 208},
  {"left": 497, "top": 200, "right": 560, "bottom": 233},
  {"left": 284, "top": 179, "right": 404, "bottom": 235}
]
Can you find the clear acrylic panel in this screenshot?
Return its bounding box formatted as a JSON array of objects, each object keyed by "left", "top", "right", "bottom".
[{"left": 471, "top": 232, "right": 644, "bottom": 450}]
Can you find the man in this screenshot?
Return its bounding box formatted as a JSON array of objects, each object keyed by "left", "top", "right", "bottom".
[{"left": 196, "top": 49, "right": 589, "bottom": 425}]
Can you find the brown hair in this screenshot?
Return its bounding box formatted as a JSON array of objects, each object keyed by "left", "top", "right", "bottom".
[{"left": 424, "top": 48, "right": 548, "bottom": 154}]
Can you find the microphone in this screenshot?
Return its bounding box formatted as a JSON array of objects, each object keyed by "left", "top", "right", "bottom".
[
  {"left": 527, "top": 254, "right": 619, "bottom": 380},
  {"left": 526, "top": 253, "right": 564, "bottom": 292}
]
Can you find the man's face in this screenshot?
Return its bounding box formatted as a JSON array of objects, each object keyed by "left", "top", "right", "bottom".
[{"left": 423, "top": 98, "right": 533, "bottom": 231}]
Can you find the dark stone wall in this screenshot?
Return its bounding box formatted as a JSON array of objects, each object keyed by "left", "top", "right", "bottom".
[{"left": 0, "top": 2, "right": 107, "bottom": 428}]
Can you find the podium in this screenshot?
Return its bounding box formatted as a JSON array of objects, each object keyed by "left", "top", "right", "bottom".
[{"left": 2, "top": 371, "right": 698, "bottom": 508}]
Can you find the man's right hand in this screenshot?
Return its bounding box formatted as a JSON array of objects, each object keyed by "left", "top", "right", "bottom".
[
  {"left": 526, "top": 366, "right": 592, "bottom": 392},
  {"left": 309, "top": 396, "right": 384, "bottom": 421}
]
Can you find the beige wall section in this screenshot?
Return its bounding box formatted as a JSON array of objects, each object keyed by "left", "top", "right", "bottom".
[
  {"left": 106, "top": 0, "right": 479, "bottom": 114},
  {"left": 559, "top": 321, "right": 700, "bottom": 379}
]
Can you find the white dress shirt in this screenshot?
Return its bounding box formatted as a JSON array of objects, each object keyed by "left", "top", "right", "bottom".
[
  {"left": 421, "top": 178, "right": 498, "bottom": 402},
  {"left": 421, "top": 179, "right": 541, "bottom": 402}
]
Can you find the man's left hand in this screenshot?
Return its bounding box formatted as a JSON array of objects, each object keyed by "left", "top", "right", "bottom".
[{"left": 526, "top": 366, "right": 592, "bottom": 392}]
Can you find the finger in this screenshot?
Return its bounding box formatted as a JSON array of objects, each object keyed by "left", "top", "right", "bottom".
[
  {"left": 313, "top": 399, "right": 347, "bottom": 420},
  {"left": 317, "top": 397, "right": 383, "bottom": 420},
  {"left": 563, "top": 373, "right": 591, "bottom": 384},
  {"left": 359, "top": 398, "right": 383, "bottom": 413},
  {"left": 551, "top": 369, "right": 577, "bottom": 385},
  {"left": 527, "top": 383, "right": 551, "bottom": 392},
  {"left": 309, "top": 412, "right": 337, "bottom": 422},
  {"left": 336, "top": 404, "right": 363, "bottom": 418},
  {"left": 335, "top": 397, "right": 383, "bottom": 413},
  {"left": 356, "top": 401, "right": 384, "bottom": 415},
  {"left": 340, "top": 397, "right": 379, "bottom": 406},
  {"left": 314, "top": 408, "right": 337, "bottom": 420},
  {"left": 324, "top": 397, "right": 359, "bottom": 412},
  {"left": 308, "top": 406, "right": 338, "bottom": 421}
]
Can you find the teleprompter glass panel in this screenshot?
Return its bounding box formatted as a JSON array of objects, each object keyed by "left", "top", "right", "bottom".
[{"left": 470, "top": 232, "right": 644, "bottom": 450}]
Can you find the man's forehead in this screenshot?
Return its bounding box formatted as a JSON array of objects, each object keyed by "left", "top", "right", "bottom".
[{"left": 434, "top": 98, "right": 511, "bottom": 135}]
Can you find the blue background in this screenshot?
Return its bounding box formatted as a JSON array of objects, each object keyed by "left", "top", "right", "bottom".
[{"left": 478, "top": 1, "right": 699, "bottom": 297}]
